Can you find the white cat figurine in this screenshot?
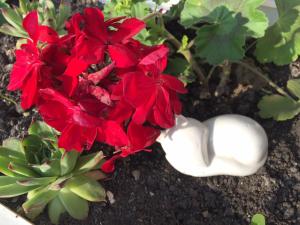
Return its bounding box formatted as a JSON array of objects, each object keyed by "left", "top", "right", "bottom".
[{"left": 157, "top": 114, "right": 268, "bottom": 177}]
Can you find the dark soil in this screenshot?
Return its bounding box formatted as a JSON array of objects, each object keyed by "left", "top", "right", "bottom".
[{"left": 1, "top": 15, "right": 300, "bottom": 225}]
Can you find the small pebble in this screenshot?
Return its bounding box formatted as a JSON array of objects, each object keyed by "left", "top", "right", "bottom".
[
  {"left": 131, "top": 170, "right": 141, "bottom": 181},
  {"left": 106, "top": 191, "right": 116, "bottom": 205}
]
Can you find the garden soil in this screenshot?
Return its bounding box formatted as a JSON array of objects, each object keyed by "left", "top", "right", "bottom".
[{"left": 1, "top": 17, "right": 300, "bottom": 225}]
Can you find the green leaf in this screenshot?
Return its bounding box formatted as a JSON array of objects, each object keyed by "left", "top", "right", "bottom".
[
  {"left": 287, "top": 79, "right": 300, "bottom": 99},
  {"left": 0, "top": 147, "right": 26, "bottom": 164},
  {"left": 56, "top": 1, "right": 71, "bottom": 31},
  {"left": 0, "top": 156, "right": 20, "bottom": 177},
  {"left": 16, "top": 177, "right": 56, "bottom": 186},
  {"left": 180, "top": 0, "right": 268, "bottom": 38},
  {"left": 0, "top": 176, "right": 21, "bottom": 186},
  {"left": 59, "top": 188, "right": 89, "bottom": 220},
  {"left": 66, "top": 175, "right": 106, "bottom": 202},
  {"left": 258, "top": 95, "right": 300, "bottom": 121},
  {"left": 31, "top": 159, "right": 61, "bottom": 177},
  {"left": 28, "top": 121, "right": 59, "bottom": 142},
  {"left": 60, "top": 150, "right": 79, "bottom": 176},
  {"left": 1, "top": 8, "right": 23, "bottom": 30},
  {"left": 48, "top": 197, "right": 66, "bottom": 225},
  {"left": 255, "top": 1, "right": 300, "bottom": 65},
  {"left": 0, "top": 182, "right": 39, "bottom": 198},
  {"left": 23, "top": 187, "right": 58, "bottom": 219},
  {"left": 251, "top": 213, "right": 266, "bottom": 225},
  {"left": 8, "top": 162, "right": 39, "bottom": 177},
  {"left": 194, "top": 5, "right": 248, "bottom": 64},
  {"left": 3, "top": 138, "right": 25, "bottom": 156},
  {"left": 131, "top": 2, "right": 150, "bottom": 18},
  {"left": 165, "top": 57, "right": 194, "bottom": 83},
  {"left": 0, "top": 23, "right": 27, "bottom": 37},
  {"left": 19, "top": 0, "right": 29, "bottom": 14},
  {"left": 74, "top": 151, "right": 104, "bottom": 174}
]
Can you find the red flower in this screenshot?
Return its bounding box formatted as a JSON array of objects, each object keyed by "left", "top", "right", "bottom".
[
  {"left": 101, "top": 122, "right": 160, "bottom": 173},
  {"left": 7, "top": 11, "right": 61, "bottom": 109},
  {"left": 38, "top": 88, "right": 128, "bottom": 151},
  {"left": 64, "top": 7, "right": 145, "bottom": 70},
  {"left": 123, "top": 46, "right": 187, "bottom": 128}
]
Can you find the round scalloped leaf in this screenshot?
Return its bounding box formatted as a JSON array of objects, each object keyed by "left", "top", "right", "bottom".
[
  {"left": 258, "top": 95, "right": 300, "bottom": 121},
  {"left": 58, "top": 188, "right": 89, "bottom": 220},
  {"left": 180, "top": 0, "right": 268, "bottom": 38},
  {"left": 251, "top": 213, "right": 266, "bottom": 225},
  {"left": 194, "top": 5, "right": 248, "bottom": 65},
  {"left": 255, "top": 1, "right": 300, "bottom": 65}
]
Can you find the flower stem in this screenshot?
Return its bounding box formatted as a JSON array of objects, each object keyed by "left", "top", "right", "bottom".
[
  {"left": 235, "top": 61, "right": 292, "bottom": 98},
  {"left": 0, "top": 93, "right": 17, "bottom": 106},
  {"left": 155, "top": 14, "right": 206, "bottom": 83}
]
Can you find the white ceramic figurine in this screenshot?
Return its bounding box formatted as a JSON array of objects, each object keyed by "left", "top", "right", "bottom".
[{"left": 157, "top": 115, "right": 268, "bottom": 177}]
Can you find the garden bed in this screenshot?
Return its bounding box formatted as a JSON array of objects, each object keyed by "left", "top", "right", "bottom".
[{"left": 1, "top": 27, "right": 300, "bottom": 225}]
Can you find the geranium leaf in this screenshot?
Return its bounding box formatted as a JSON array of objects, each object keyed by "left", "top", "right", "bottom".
[
  {"left": 255, "top": 1, "right": 300, "bottom": 65},
  {"left": 194, "top": 5, "right": 248, "bottom": 64},
  {"left": 287, "top": 79, "right": 300, "bottom": 99},
  {"left": 131, "top": 2, "right": 150, "bottom": 18},
  {"left": 58, "top": 188, "right": 89, "bottom": 220},
  {"left": 258, "top": 95, "right": 300, "bottom": 121},
  {"left": 48, "top": 197, "right": 66, "bottom": 225},
  {"left": 66, "top": 175, "right": 106, "bottom": 202},
  {"left": 180, "top": 0, "right": 268, "bottom": 38}
]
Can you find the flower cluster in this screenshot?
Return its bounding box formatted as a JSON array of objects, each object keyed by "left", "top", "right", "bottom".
[{"left": 8, "top": 7, "right": 186, "bottom": 172}]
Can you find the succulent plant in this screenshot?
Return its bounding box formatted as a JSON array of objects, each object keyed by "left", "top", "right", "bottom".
[
  {"left": 0, "top": 0, "right": 71, "bottom": 37},
  {"left": 0, "top": 121, "right": 107, "bottom": 224}
]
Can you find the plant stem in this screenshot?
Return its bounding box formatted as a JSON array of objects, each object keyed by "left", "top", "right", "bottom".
[
  {"left": 0, "top": 93, "right": 17, "bottom": 106},
  {"left": 235, "top": 61, "right": 292, "bottom": 98},
  {"left": 156, "top": 14, "right": 206, "bottom": 82},
  {"left": 142, "top": 11, "right": 161, "bottom": 21}
]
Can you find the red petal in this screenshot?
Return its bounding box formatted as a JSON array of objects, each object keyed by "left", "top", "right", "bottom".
[
  {"left": 58, "top": 124, "right": 97, "bottom": 151},
  {"left": 107, "top": 99, "right": 133, "bottom": 123},
  {"left": 83, "top": 7, "right": 107, "bottom": 41},
  {"left": 89, "top": 86, "right": 112, "bottom": 106},
  {"left": 7, "top": 50, "right": 31, "bottom": 90},
  {"left": 59, "top": 75, "right": 79, "bottom": 97},
  {"left": 162, "top": 74, "right": 187, "bottom": 94},
  {"left": 108, "top": 44, "right": 138, "bottom": 68},
  {"left": 23, "top": 11, "right": 39, "bottom": 43},
  {"left": 87, "top": 62, "right": 115, "bottom": 85},
  {"left": 139, "top": 45, "right": 169, "bottom": 73},
  {"left": 20, "top": 67, "right": 39, "bottom": 110},
  {"left": 123, "top": 72, "right": 156, "bottom": 107},
  {"left": 127, "top": 122, "right": 160, "bottom": 150},
  {"left": 110, "top": 18, "right": 145, "bottom": 43},
  {"left": 101, "top": 154, "right": 121, "bottom": 173},
  {"left": 38, "top": 26, "right": 59, "bottom": 43},
  {"left": 152, "top": 88, "right": 174, "bottom": 128},
  {"left": 97, "top": 120, "right": 128, "bottom": 147},
  {"left": 64, "top": 57, "right": 89, "bottom": 77},
  {"left": 131, "top": 93, "right": 156, "bottom": 125}
]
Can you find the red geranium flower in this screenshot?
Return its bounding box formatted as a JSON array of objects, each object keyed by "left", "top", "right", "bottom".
[
  {"left": 123, "top": 45, "right": 187, "bottom": 128},
  {"left": 7, "top": 11, "right": 62, "bottom": 109},
  {"left": 38, "top": 88, "right": 128, "bottom": 151}
]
